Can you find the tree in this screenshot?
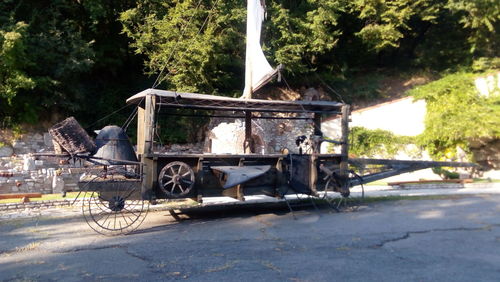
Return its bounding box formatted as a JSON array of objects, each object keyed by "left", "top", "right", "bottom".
[
  {"left": 0, "top": 21, "right": 35, "bottom": 103},
  {"left": 0, "top": 0, "right": 146, "bottom": 127},
  {"left": 120, "top": 0, "right": 348, "bottom": 94}
]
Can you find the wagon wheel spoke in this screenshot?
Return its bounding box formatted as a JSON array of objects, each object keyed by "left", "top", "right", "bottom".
[
  {"left": 181, "top": 178, "right": 193, "bottom": 184},
  {"left": 177, "top": 184, "right": 185, "bottom": 193}
]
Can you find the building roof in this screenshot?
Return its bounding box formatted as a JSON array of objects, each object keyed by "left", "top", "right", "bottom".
[{"left": 126, "top": 88, "right": 344, "bottom": 114}]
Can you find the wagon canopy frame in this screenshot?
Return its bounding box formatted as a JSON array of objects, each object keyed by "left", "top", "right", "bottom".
[{"left": 126, "top": 88, "right": 344, "bottom": 115}]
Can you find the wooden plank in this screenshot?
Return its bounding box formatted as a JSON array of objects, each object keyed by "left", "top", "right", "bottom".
[
  {"left": 0, "top": 193, "right": 42, "bottom": 200},
  {"left": 137, "top": 105, "right": 145, "bottom": 155}
]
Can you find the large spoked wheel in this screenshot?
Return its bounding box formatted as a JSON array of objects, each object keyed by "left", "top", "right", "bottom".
[
  {"left": 158, "top": 161, "right": 195, "bottom": 198},
  {"left": 82, "top": 177, "right": 149, "bottom": 236}
]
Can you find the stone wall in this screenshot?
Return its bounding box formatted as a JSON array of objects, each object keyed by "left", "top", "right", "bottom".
[{"left": 0, "top": 132, "right": 81, "bottom": 194}]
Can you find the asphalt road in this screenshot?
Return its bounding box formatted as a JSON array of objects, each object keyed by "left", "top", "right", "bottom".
[{"left": 1, "top": 194, "right": 500, "bottom": 281}]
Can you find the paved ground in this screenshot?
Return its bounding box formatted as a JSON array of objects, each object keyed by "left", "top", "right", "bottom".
[{"left": 1, "top": 191, "right": 500, "bottom": 281}]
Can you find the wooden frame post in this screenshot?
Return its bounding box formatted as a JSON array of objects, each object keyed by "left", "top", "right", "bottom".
[
  {"left": 339, "top": 104, "right": 350, "bottom": 193},
  {"left": 309, "top": 113, "right": 323, "bottom": 195},
  {"left": 243, "top": 111, "right": 254, "bottom": 153},
  {"left": 313, "top": 113, "right": 322, "bottom": 136},
  {"left": 137, "top": 106, "right": 145, "bottom": 156},
  {"left": 144, "top": 94, "right": 156, "bottom": 155},
  {"left": 313, "top": 113, "right": 322, "bottom": 154},
  {"left": 140, "top": 94, "right": 157, "bottom": 200}
]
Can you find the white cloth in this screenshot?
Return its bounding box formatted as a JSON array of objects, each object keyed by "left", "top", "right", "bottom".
[{"left": 242, "top": 0, "right": 276, "bottom": 99}]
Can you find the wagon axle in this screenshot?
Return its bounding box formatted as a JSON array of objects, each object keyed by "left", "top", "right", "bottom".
[{"left": 108, "top": 196, "right": 126, "bottom": 212}]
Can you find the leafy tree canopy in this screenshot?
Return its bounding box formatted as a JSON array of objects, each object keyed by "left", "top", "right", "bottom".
[{"left": 0, "top": 0, "right": 145, "bottom": 127}]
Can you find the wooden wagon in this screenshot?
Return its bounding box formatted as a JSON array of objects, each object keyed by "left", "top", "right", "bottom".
[{"left": 47, "top": 88, "right": 472, "bottom": 235}]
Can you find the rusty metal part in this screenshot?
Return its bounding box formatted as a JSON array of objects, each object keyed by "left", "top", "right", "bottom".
[
  {"left": 0, "top": 171, "right": 14, "bottom": 177},
  {"left": 211, "top": 165, "right": 271, "bottom": 189}
]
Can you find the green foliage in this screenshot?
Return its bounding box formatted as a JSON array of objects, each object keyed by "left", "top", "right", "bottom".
[
  {"left": 120, "top": 0, "right": 500, "bottom": 97},
  {"left": 472, "top": 57, "right": 500, "bottom": 72},
  {"left": 0, "top": 21, "right": 35, "bottom": 102},
  {"left": 410, "top": 70, "right": 500, "bottom": 159},
  {"left": 120, "top": 0, "right": 348, "bottom": 93},
  {"left": 0, "top": 0, "right": 146, "bottom": 128},
  {"left": 349, "top": 126, "right": 416, "bottom": 158},
  {"left": 432, "top": 167, "right": 460, "bottom": 179},
  {"left": 120, "top": 0, "right": 246, "bottom": 95},
  {"left": 349, "top": 0, "right": 424, "bottom": 51},
  {"left": 266, "top": 1, "right": 344, "bottom": 76},
  {"left": 446, "top": 0, "right": 500, "bottom": 55},
  {"left": 156, "top": 110, "right": 208, "bottom": 144}
]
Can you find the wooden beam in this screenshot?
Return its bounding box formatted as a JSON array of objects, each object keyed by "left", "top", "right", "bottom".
[
  {"left": 0, "top": 193, "right": 42, "bottom": 200},
  {"left": 313, "top": 113, "right": 322, "bottom": 154},
  {"left": 136, "top": 106, "right": 145, "bottom": 155},
  {"left": 143, "top": 94, "right": 156, "bottom": 156},
  {"left": 244, "top": 111, "right": 254, "bottom": 153},
  {"left": 339, "top": 105, "right": 350, "bottom": 193},
  {"left": 141, "top": 94, "right": 156, "bottom": 201}
]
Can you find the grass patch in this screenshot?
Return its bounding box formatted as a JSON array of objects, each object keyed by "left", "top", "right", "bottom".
[
  {"left": 366, "top": 178, "right": 498, "bottom": 186},
  {"left": 473, "top": 178, "right": 500, "bottom": 183},
  {"left": 15, "top": 242, "right": 41, "bottom": 253},
  {"left": 364, "top": 180, "right": 388, "bottom": 186},
  {"left": 313, "top": 194, "right": 465, "bottom": 208},
  {"left": 348, "top": 194, "right": 465, "bottom": 204}
]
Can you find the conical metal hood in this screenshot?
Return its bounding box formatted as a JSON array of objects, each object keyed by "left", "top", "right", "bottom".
[{"left": 93, "top": 126, "right": 138, "bottom": 164}]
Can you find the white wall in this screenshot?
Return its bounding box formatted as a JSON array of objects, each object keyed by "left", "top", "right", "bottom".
[
  {"left": 321, "top": 96, "right": 441, "bottom": 181},
  {"left": 322, "top": 96, "right": 426, "bottom": 141}
]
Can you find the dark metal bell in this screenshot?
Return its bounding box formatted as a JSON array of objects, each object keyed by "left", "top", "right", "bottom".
[{"left": 93, "top": 126, "right": 138, "bottom": 164}]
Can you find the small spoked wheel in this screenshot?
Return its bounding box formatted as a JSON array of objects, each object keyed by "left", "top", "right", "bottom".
[
  {"left": 322, "top": 177, "right": 338, "bottom": 200},
  {"left": 158, "top": 161, "right": 195, "bottom": 198},
  {"left": 82, "top": 178, "right": 149, "bottom": 236},
  {"left": 321, "top": 177, "right": 341, "bottom": 212}
]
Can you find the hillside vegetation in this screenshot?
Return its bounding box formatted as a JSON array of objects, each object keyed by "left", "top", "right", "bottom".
[{"left": 1, "top": 0, "right": 499, "bottom": 153}]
